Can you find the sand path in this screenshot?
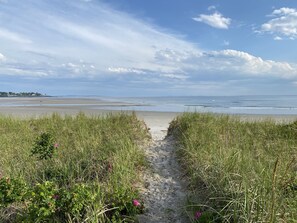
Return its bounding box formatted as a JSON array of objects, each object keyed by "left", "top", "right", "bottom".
[{"left": 138, "top": 115, "right": 189, "bottom": 223}]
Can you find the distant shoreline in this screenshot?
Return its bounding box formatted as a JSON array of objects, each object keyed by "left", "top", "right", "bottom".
[{"left": 0, "top": 91, "right": 46, "bottom": 97}]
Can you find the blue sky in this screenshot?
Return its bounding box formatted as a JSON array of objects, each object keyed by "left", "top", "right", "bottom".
[{"left": 1, "top": 0, "right": 297, "bottom": 96}]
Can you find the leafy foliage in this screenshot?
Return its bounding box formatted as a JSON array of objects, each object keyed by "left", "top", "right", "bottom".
[
  {"left": 31, "top": 133, "right": 57, "bottom": 160},
  {"left": 27, "top": 181, "right": 59, "bottom": 221},
  {"left": 0, "top": 113, "right": 149, "bottom": 222},
  {"left": 0, "top": 178, "right": 27, "bottom": 208}
]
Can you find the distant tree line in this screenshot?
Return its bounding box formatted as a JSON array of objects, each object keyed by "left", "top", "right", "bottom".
[{"left": 0, "top": 92, "right": 45, "bottom": 97}]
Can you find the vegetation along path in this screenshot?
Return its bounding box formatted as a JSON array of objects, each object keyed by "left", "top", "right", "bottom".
[{"left": 137, "top": 114, "right": 189, "bottom": 223}]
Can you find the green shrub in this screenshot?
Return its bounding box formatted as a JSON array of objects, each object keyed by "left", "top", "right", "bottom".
[
  {"left": 0, "top": 178, "right": 27, "bottom": 208},
  {"left": 31, "top": 132, "right": 57, "bottom": 160},
  {"left": 26, "top": 181, "right": 59, "bottom": 221}
]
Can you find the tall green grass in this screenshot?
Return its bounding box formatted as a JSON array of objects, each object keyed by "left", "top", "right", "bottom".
[
  {"left": 169, "top": 113, "right": 297, "bottom": 222},
  {"left": 0, "top": 112, "right": 150, "bottom": 222}
]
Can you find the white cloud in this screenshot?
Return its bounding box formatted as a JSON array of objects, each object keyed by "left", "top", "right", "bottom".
[
  {"left": 61, "top": 62, "right": 97, "bottom": 76},
  {"left": 272, "top": 7, "right": 296, "bottom": 15},
  {"left": 155, "top": 49, "right": 297, "bottom": 79},
  {"left": 161, "top": 73, "right": 189, "bottom": 80},
  {"left": 0, "top": 67, "right": 48, "bottom": 77},
  {"left": 274, "top": 36, "right": 282, "bottom": 40},
  {"left": 0, "top": 28, "right": 32, "bottom": 44},
  {"left": 208, "top": 5, "right": 216, "bottom": 11},
  {"left": 193, "top": 12, "right": 231, "bottom": 29},
  {"left": 155, "top": 48, "right": 201, "bottom": 63},
  {"left": 108, "top": 67, "right": 146, "bottom": 74},
  {"left": 261, "top": 7, "right": 297, "bottom": 39},
  {"left": 205, "top": 50, "right": 297, "bottom": 78},
  {"left": 0, "top": 53, "right": 5, "bottom": 61},
  {"left": 52, "top": 21, "right": 123, "bottom": 50}
]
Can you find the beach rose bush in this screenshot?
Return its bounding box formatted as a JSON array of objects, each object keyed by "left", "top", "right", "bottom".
[
  {"left": 0, "top": 178, "right": 27, "bottom": 208},
  {"left": 31, "top": 132, "right": 57, "bottom": 160},
  {"left": 24, "top": 181, "right": 96, "bottom": 222},
  {"left": 0, "top": 113, "right": 149, "bottom": 222}
]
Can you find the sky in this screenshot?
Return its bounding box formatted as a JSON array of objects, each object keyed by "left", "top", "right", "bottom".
[{"left": 1, "top": 0, "right": 297, "bottom": 96}]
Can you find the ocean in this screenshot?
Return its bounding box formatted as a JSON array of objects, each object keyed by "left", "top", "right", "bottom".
[
  {"left": 101, "top": 95, "right": 297, "bottom": 115},
  {"left": 1, "top": 95, "right": 297, "bottom": 115}
]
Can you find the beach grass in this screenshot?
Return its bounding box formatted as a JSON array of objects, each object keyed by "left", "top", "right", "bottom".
[
  {"left": 169, "top": 113, "right": 297, "bottom": 222},
  {"left": 0, "top": 112, "right": 150, "bottom": 222}
]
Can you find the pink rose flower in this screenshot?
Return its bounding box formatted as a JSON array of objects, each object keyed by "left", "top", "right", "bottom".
[
  {"left": 52, "top": 194, "right": 60, "bottom": 200},
  {"left": 132, "top": 199, "right": 141, "bottom": 207},
  {"left": 195, "top": 211, "right": 202, "bottom": 219}
]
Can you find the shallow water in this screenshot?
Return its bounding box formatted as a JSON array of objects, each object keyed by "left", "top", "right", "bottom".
[{"left": 99, "top": 95, "right": 297, "bottom": 115}]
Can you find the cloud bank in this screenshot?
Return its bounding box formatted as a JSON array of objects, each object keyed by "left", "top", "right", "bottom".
[{"left": 155, "top": 49, "right": 297, "bottom": 79}]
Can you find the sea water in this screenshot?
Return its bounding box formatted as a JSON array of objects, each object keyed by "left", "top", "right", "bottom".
[
  {"left": 101, "top": 95, "right": 297, "bottom": 115},
  {"left": 2, "top": 95, "right": 297, "bottom": 115}
]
